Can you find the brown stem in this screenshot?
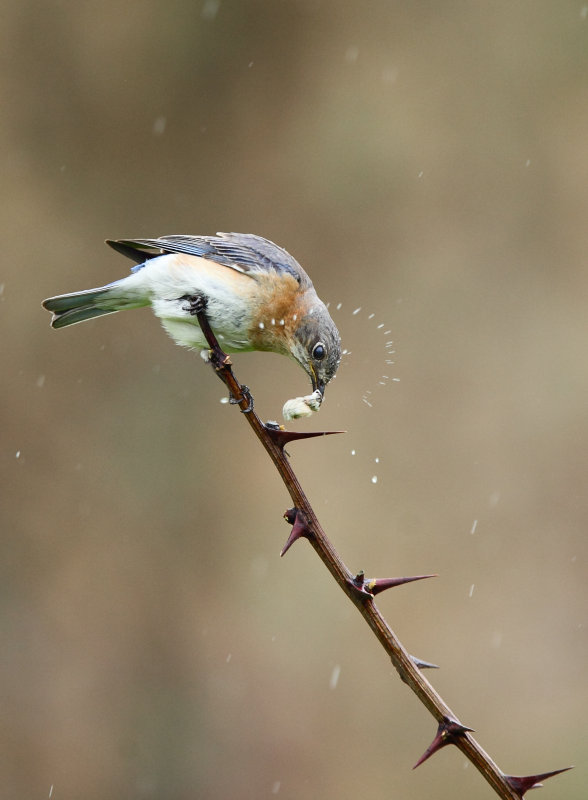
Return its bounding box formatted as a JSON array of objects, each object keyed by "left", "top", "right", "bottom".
[{"left": 196, "top": 309, "right": 569, "bottom": 800}]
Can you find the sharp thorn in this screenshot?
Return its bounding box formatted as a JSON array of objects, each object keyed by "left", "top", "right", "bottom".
[
  {"left": 367, "top": 574, "right": 437, "bottom": 595},
  {"left": 410, "top": 655, "right": 440, "bottom": 670},
  {"left": 504, "top": 767, "right": 573, "bottom": 796},
  {"left": 413, "top": 719, "right": 474, "bottom": 770},
  {"left": 281, "top": 508, "right": 312, "bottom": 556},
  {"left": 265, "top": 425, "right": 345, "bottom": 449}
]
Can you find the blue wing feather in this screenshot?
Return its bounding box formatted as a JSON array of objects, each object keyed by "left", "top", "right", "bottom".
[{"left": 106, "top": 233, "right": 311, "bottom": 287}]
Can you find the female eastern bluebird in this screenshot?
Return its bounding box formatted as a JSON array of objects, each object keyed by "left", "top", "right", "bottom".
[{"left": 42, "top": 233, "right": 341, "bottom": 415}]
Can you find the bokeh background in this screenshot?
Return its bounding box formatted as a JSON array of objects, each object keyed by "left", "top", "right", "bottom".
[{"left": 2, "top": 1, "right": 587, "bottom": 798}]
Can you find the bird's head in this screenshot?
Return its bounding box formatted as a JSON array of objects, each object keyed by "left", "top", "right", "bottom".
[{"left": 290, "top": 301, "right": 341, "bottom": 400}]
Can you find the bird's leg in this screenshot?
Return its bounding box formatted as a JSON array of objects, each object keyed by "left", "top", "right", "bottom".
[
  {"left": 182, "top": 294, "right": 229, "bottom": 368},
  {"left": 190, "top": 299, "right": 254, "bottom": 413}
]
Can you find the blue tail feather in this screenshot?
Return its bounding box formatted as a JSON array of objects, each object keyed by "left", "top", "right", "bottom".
[
  {"left": 42, "top": 287, "right": 117, "bottom": 329},
  {"left": 50, "top": 305, "right": 118, "bottom": 328}
]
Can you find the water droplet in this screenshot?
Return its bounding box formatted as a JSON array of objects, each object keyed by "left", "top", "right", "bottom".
[
  {"left": 352, "top": 307, "right": 361, "bottom": 315},
  {"left": 468, "top": 584, "right": 475, "bottom": 597},
  {"left": 201, "top": 0, "right": 220, "bottom": 20},
  {"left": 152, "top": 116, "right": 166, "bottom": 136},
  {"left": 381, "top": 67, "right": 398, "bottom": 84},
  {"left": 470, "top": 519, "right": 478, "bottom": 534},
  {"left": 371, "top": 475, "right": 378, "bottom": 484},
  {"left": 345, "top": 45, "right": 359, "bottom": 63},
  {"left": 329, "top": 664, "right": 341, "bottom": 689}
]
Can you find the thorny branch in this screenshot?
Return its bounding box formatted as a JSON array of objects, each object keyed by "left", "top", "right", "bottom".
[{"left": 196, "top": 308, "right": 571, "bottom": 800}]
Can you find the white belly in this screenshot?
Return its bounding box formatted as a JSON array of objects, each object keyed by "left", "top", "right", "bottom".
[{"left": 133, "top": 253, "right": 257, "bottom": 352}]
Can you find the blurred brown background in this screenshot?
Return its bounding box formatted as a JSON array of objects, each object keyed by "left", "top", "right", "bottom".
[{"left": 1, "top": 1, "right": 586, "bottom": 798}]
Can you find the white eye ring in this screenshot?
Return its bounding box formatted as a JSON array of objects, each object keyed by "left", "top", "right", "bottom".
[{"left": 312, "top": 342, "right": 326, "bottom": 360}]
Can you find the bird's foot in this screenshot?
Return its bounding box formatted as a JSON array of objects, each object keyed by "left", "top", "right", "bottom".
[
  {"left": 181, "top": 293, "right": 208, "bottom": 316},
  {"left": 229, "top": 384, "right": 254, "bottom": 413}
]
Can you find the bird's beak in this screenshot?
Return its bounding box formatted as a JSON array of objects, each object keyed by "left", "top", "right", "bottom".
[{"left": 310, "top": 366, "right": 325, "bottom": 399}]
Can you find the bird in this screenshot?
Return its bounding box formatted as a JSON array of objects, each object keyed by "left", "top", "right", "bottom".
[{"left": 42, "top": 233, "right": 342, "bottom": 412}]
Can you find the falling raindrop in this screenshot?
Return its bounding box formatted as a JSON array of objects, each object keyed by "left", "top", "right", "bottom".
[
  {"left": 329, "top": 664, "right": 341, "bottom": 689},
  {"left": 345, "top": 45, "right": 359, "bottom": 63},
  {"left": 201, "top": 0, "right": 221, "bottom": 20},
  {"left": 152, "top": 116, "right": 167, "bottom": 136}
]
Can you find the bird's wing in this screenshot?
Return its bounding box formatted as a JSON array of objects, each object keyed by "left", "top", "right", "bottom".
[{"left": 106, "top": 233, "right": 311, "bottom": 287}]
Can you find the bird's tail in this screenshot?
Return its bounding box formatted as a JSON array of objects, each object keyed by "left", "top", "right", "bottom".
[{"left": 42, "top": 281, "right": 148, "bottom": 329}]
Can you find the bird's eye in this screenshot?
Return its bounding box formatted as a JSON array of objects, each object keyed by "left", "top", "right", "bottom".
[{"left": 312, "top": 343, "right": 326, "bottom": 360}]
